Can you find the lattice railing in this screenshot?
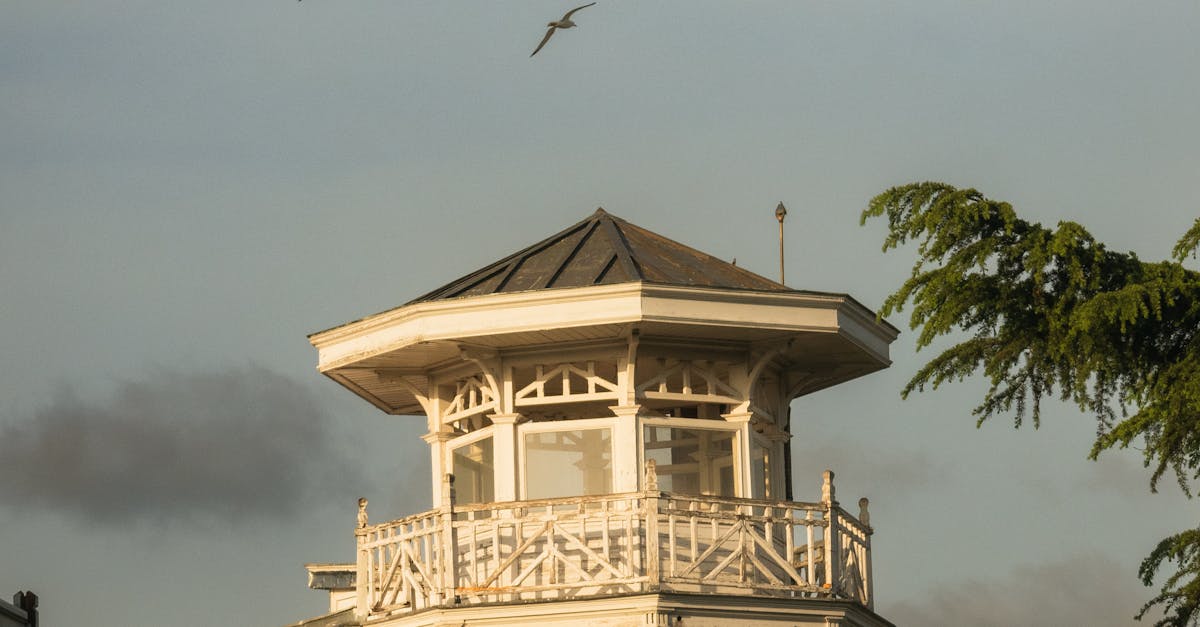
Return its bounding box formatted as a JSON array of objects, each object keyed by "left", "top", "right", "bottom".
[
  {"left": 357, "top": 509, "right": 447, "bottom": 614},
  {"left": 656, "top": 494, "right": 829, "bottom": 596},
  {"left": 354, "top": 469, "right": 873, "bottom": 621},
  {"left": 452, "top": 494, "right": 646, "bottom": 603}
]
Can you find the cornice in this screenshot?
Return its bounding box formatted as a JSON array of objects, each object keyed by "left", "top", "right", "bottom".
[
  {"left": 313, "top": 282, "right": 897, "bottom": 373},
  {"left": 309, "top": 281, "right": 647, "bottom": 349}
]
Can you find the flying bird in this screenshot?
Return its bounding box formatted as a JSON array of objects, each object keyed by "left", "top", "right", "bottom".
[{"left": 530, "top": 3, "right": 596, "bottom": 57}]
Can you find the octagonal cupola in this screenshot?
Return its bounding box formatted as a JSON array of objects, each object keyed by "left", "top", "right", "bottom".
[{"left": 309, "top": 209, "right": 898, "bottom": 508}]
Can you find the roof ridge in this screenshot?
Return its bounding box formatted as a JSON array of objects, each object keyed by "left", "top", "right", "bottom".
[{"left": 404, "top": 211, "right": 603, "bottom": 304}]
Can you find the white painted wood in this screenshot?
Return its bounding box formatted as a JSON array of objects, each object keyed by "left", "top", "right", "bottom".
[
  {"left": 352, "top": 483, "right": 875, "bottom": 623},
  {"left": 310, "top": 283, "right": 896, "bottom": 374},
  {"left": 610, "top": 405, "right": 641, "bottom": 493},
  {"left": 421, "top": 432, "right": 453, "bottom": 508},
  {"left": 721, "top": 412, "right": 754, "bottom": 499},
  {"left": 489, "top": 414, "right": 521, "bottom": 503}
]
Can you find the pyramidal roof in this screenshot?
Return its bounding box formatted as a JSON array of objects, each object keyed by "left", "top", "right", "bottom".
[{"left": 407, "top": 209, "right": 791, "bottom": 304}]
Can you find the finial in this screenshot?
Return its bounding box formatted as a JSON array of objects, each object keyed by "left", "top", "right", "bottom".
[
  {"left": 821, "top": 470, "right": 835, "bottom": 504},
  {"left": 858, "top": 497, "right": 870, "bottom": 527},
  {"left": 645, "top": 459, "right": 658, "bottom": 491},
  {"left": 775, "top": 202, "right": 788, "bottom": 286},
  {"left": 357, "top": 497, "right": 368, "bottom": 528}
]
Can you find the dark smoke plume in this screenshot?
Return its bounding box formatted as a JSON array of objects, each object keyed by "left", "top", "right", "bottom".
[{"left": 0, "top": 366, "right": 362, "bottom": 525}]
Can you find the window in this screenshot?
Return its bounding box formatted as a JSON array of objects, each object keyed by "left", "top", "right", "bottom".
[
  {"left": 451, "top": 436, "right": 494, "bottom": 505},
  {"left": 750, "top": 438, "right": 771, "bottom": 499},
  {"left": 523, "top": 427, "right": 612, "bottom": 499},
  {"left": 643, "top": 425, "right": 736, "bottom": 497}
]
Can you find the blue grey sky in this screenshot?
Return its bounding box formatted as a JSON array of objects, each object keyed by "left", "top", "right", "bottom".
[{"left": 2, "top": 1, "right": 1198, "bottom": 625}]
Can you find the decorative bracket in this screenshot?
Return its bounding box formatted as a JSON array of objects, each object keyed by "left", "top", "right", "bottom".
[
  {"left": 458, "top": 345, "right": 503, "bottom": 408},
  {"left": 374, "top": 370, "right": 434, "bottom": 415},
  {"left": 731, "top": 338, "right": 793, "bottom": 414}
]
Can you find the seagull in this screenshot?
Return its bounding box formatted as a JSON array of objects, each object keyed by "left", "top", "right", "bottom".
[{"left": 530, "top": 3, "right": 596, "bottom": 57}]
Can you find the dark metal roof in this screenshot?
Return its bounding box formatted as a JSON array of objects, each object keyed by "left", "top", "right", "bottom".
[{"left": 407, "top": 208, "right": 791, "bottom": 304}]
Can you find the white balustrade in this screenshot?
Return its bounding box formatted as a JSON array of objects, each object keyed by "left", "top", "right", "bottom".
[{"left": 354, "top": 469, "right": 873, "bottom": 621}]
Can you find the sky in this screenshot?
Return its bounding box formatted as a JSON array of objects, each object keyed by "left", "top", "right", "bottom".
[{"left": 2, "top": 1, "right": 1198, "bottom": 625}]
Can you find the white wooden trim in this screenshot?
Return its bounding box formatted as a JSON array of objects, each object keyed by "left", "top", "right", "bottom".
[
  {"left": 446, "top": 426, "right": 495, "bottom": 451},
  {"left": 488, "top": 414, "right": 520, "bottom": 503},
  {"left": 311, "top": 283, "right": 897, "bottom": 373},
  {"left": 354, "top": 490, "right": 873, "bottom": 620},
  {"left": 422, "top": 431, "right": 454, "bottom": 507},
  {"left": 609, "top": 406, "right": 641, "bottom": 493},
  {"left": 444, "top": 427, "right": 496, "bottom": 505},
  {"left": 641, "top": 417, "right": 740, "bottom": 432}
]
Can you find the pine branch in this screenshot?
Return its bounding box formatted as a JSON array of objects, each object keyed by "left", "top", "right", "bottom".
[{"left": 862, "top": 182, "right": 1200, "bottom": 623}]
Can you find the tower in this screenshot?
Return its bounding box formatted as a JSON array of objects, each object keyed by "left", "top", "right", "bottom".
[{"left": 297, "top": 209, "right": 898, "bottom": 626}]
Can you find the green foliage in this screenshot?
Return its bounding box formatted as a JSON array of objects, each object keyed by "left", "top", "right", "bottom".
[
  {"left": 1141, "top": 529, "right": 1200, "bottom": 627},
  {"left": 1176, "top": 218, "right": 1200, "bottom": 262},
  {"left": 861, "top": 182, "right": 1200, "bottom": 625}
]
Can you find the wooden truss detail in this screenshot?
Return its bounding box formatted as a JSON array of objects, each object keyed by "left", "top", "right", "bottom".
[
  {"left": 637, "top": 359, "right": 742, "bottom": 404},
  {"left": 442, "top": 374, "right": 498, "bottom": 424},
  {"left": 514, "top": 361, "right": 620, "bottom": 407}
]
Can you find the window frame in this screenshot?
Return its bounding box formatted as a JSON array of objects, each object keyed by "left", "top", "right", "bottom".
[
  {"left": 446, "top": 426, "right": 497, "bottom": 505},
  {"left": 517, "top": 417, "right": 617, "bottom": 500},
  {"left": 640, "top": 417, "right": 744, "bottom": 498}
]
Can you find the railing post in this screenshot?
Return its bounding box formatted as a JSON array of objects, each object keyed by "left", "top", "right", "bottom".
[
  {"left": 822, "top": 470, "right": 840, "bottom": 596},
  {"left": 644, "top": 459, "right": 661, "bottom": 591},
  {"left": 354, "top": 497, "right": 370, "bottom": 622},
  {"left": 439, "top": 473, "right": 458, "bottom": 607},
  {"left": 860, "top": 496, "right": 874, "bottom": 610}
]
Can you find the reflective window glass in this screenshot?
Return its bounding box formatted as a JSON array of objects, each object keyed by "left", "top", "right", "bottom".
[
  {"left": 643, "top": 426, "right": 736, "bottom": 497},
  {"left": 452, "top": 437, "right": 494, "bottom": 505},
  {"left": 751, "top": 440, "right": 770, "bottom": 499},
  {"left": 524, "top": 428, "right": 612, "bottom": 499}
]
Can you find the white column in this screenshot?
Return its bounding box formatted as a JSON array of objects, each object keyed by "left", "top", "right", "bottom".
[
  {"left": 721, "top": 411, "right": 754, "bottom": 498},
  {"left": 421, "top": 431, "right": 453, "bottom": 507},
  {"left": 489, "top": 413, "right": 522, "bottom": 502},
  {"left": 609, "top": 405, "right": 642, "bottom": 492}
]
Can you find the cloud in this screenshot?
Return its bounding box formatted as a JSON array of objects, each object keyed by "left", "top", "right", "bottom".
[
  {"left": 0, "top": 366, "right": 363, "bottom": 525},
  {"left": 1078, "top": 450, "right": 1190, "bottom": 500},
  {"left": 790, "top": 433, "right": 940, "bottom": 499},
  {"left": 885, "top": 553, "right": 1163, "bottom": 627}
]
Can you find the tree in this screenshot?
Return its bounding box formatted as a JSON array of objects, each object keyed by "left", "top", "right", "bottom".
[{"left": 860, "top": 182, "right": 1200, "bottom": 626}]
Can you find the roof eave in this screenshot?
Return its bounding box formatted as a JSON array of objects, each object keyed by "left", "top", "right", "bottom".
[{"left": 312, "top": 282, "right": 897, "bottom": 374}]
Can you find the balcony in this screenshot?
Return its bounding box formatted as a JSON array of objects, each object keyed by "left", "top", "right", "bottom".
[{"left": 352, "top": 464, "right": 872, "bottom": 622}]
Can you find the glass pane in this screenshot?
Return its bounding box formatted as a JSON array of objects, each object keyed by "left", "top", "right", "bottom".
[
  {"left": 452, "top": 437, "right": 494, "bottom": 505},
  {"left": 751, "top": 440, "right": 770, "bottom": 499},
  {"left": 644, "top": 426, "right": 736, "bottom": 497},
  {"left": 524, "top": 429, "right": 612, "bottom": 499}
]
